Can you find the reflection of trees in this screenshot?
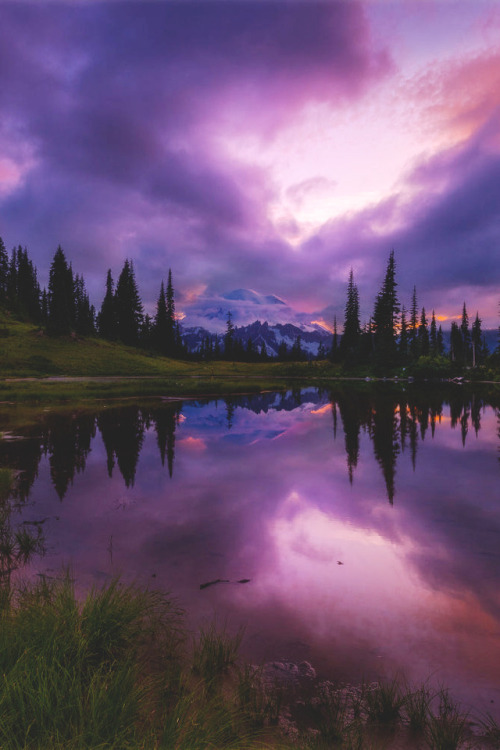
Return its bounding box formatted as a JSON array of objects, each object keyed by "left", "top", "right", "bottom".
[
  {"left": 98, "top": 404, "right": 181, "bottom": 487},
  {"left": 43, "top": 413, "right": 96, "bottom": 499},
  {"left": 0, "top": 438, "right": 42, "bottom": 503},
  {"left": 151, "top": 406, "right": 179, "bottom": 479},
  {"left": 98, "top": 407, "right": 145, "bottom": 488},
  {"left": 329, "top": 385, "right": 495, "bottom": 503},
  {"left": 369, "top": 393, "right": 400, "bottom": 504}
]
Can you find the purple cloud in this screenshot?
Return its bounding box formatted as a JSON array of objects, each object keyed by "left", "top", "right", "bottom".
[{"left": 0, "top": 1, "right": 389, "bottom": 307}]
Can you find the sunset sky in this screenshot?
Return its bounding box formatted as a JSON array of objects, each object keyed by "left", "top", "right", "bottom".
[{"left": 1, "top": 1, "right": 499, "bottom": 329}]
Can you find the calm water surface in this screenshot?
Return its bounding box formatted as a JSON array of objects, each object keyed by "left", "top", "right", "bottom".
[{"left": 1, "top": 385, "right": 499, "bottom": 715}]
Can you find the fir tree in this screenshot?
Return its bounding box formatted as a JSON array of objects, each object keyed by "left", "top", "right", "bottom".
[
  {"left": 409, "top": 286, "right": 419, "bottom": 360},
  {"left": 0, "top": 237, "right": 8, "bottom": 305},
  {"left": 450, "top": 321, "right": 462, "bottom": 363},
  {"left": 418, "top": 307, "right": 429, "bottom": 357},
  {"left": 224, "top": 311, "right": 235, "bottom": 359},
  {"left": 372, "top": 250, "right": 399, "bottom": 368},
  {"left": 47, "top": 246, "right": 75, "bottom": 335},
  {"left": 429, "top": 311, "right": 438, "bottom": 357},
  {"left": 165, "top": 269, "right": 176, "bottom": 356},
  {"left": 471, "top": 312, "right": 486, "bottom": 366},
  {"left": 330, "top": 315, "right": 339, "bottom": 362},
  {"left": 437, "top": 325, "right": 444, "bottom": 356},
  {"left": 73, "top": 274, "right": 95, "bottom": 336},
  {"left": 460, "top": 302, "right": 471, "bottom": 365},
  {"left": 153, "top": 281, "right": 169, "bottom": 355},
  {"left": 399, "top": 305, "right": 408, "bottom": 363},
  {"left": 339, "top": 268, "right": 360, "bottom": 361},
  {"left": 114, "top": 259, "right": 143, "bottom": 346},
  {"left": 97, "top": 270, "right": 117, "bottom": 340}
]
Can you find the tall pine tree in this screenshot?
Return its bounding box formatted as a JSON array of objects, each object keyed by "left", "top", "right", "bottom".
[
  {"left": 114, "top": 259, "right": 143, "bottom": 346},
  {"left": 47, "top": 246, "right": 74, "bottom": 335},
  {"left": 372, "top": 250, "right": 399, "bottom": 368},
  {"left": 339, "top": 268, "right": 360, "bottom": 362},
  {"left": 97, "top": 269, "right": 117, "bottom": 340}
]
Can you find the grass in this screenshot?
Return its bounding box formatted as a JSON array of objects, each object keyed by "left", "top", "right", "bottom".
[
  {"left": 0, "top": 572, "right": 497, "bottom": 749},
  {"left": 192, "top": 619, "right": 244, "bottom": 686},
  {"left": 0, "top": 575, "right": 270, "bottom": 750}
]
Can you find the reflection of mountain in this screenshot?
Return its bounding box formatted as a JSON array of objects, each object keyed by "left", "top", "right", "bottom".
[
  {"left": 329, "top": 385, "right": 496, "bottom": 503},
  {"left": 0, "top": 386, "right": 498, "bottom": 504}
]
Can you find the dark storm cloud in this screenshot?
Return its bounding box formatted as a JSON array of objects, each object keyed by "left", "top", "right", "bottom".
[{"left": 0, "top": 1, "right": 388, "bottom": 304}]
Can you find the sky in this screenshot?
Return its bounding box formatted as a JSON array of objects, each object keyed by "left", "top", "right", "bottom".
[{"left": 0, "top": 0, "right": 499, "bottom": 329}]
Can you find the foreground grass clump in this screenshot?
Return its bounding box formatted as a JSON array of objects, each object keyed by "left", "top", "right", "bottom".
[{"left": 0, "top": 576, "right": 267, "bottom": 750}]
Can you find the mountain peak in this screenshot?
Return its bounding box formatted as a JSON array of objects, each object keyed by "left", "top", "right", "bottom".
[{"left": 222, "top": 289, "right": 286, "bottom": 306}]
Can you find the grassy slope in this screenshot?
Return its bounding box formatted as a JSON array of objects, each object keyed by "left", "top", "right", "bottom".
[{"left": 0, "top": 311, "right": 344, "bottom": 406}]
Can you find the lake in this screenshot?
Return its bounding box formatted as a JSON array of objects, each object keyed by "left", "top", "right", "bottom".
[{"left": 1, "top": 384, "right": 499, "bottom": 717}]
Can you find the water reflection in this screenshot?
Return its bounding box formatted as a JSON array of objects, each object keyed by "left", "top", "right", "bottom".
[
  {"left": 0, "top": 387, "right": 496, "bottom": 504},
  {"left": 0, "top": 386, "right": 499, "bottom": 712}
]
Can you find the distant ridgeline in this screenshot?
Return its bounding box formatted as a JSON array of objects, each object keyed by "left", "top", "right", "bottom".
[
  {"left": 1, "top": 387, "right": 499, "bottom": 505},
  {"left": 0, "top": 239, "right": 498, "bottom": 370}
]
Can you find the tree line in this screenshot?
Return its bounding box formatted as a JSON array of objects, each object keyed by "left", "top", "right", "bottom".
[
  {"left": 0, "top": 238, "right": 498, "bottom": 369},
  {"left": 330, "top": 250, "right": 496, "bottom": 373},
  {"left": 0, "top": 239, "right": 185, "bottom": 358}
]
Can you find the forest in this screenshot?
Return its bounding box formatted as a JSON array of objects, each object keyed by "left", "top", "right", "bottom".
[{"left": 1, "top": 239, "right": 498, "bottom": 374}]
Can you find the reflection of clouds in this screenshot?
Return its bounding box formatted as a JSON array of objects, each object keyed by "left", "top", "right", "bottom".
[
  {"left": 17, "top": 393, "right": 500, "bottom": 713},
  {"left": 177, "top": 437, "right": 206, "bottom": 452}
]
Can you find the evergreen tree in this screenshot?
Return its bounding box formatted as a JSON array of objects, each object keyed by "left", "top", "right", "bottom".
[
  {"left": 429, "top": 310, "right": 438, "bottom": 357},
  {"left": 409, "top": 286, "right": 419, "bottom": 360},
  {"left": 372, "top": 250, "right": 399, "bottom": 368},
  {"left": 277, "top": 341, "right": 288, "bottom": 361},
  {"left": 40, "top": 288, "right": 49, "bottom": 327},
  {"left": 450, "top": 321, "right": 462, "bottom": 363},
  {"left": 471, "top": 312, "right": 486, "bottom": 366},
  {"left": 141, "top": 314, "right": 154, "bottom": 349},
  {"left": 339, "top": 268, "right": 360, "bottom": 361},
  {"left": 47, "top": 246, "right": 75, "bottom": 335},
  {"left": 165, "top": 269, "right": 176, "bottom": 356},
  {"left": 97, "top": 270, "right": 117, "bottom": 340},
  {"left": 437, "top": 325, "right": 444, "bottom": 356},
  {"left": 224, "top": 311, "right": 235, "bottom": 359},
  {"left": 0, "top": 237, "right": 8, "bottom": 305},
  {"left": 6, "top": 249, "right": 17, "bottom": 312},
  {"left": 460, "top": 302, "right": 471, "bottom": 365},
  {"left": 291, "top": 335, "right": 305, "bottom": 361},
  {"left": 418, "top": 307, "right": 429, "bottom": 357},
  {"left": 114, "top": 259, "right": 143, "bottom": 346},
  {"left": 73, "top": 273, "right": 95, "bottom": 336},
  {"left": 330, "top": 315, "right": 339, "bottom": 362},
  {"left": 399, "top": 305, "right": 408, "bottom": 363},
  {"left": 153, "top": 281, "right": 169, "bottom": 355}
]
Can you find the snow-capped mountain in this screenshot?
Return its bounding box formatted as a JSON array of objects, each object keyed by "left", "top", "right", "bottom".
[
  {"left": 179, "top": 288, "right": 332, "bottom": 337},
  {"left": 181, "top": 319, "right": 332, "bottom": 358}
]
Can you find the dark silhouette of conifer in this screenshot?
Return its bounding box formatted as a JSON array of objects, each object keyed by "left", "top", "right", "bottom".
[
  {"left": 154, "top": 281, "right": 169, "bottom": 355},
  {"left": 114, "top": 259, "right": 143, "bottom": 346},
  {"left": 409, "top": 286, "right": 419, "bottom": 360},
  {"left": 224, "top": 311, "right": 235, "bottom": 358},
  {"left": 339, "top": 268, "right": 360, "bottom": 361},
  {"left": 399, "top": 305, "right": 408, "bottom": 362},
  {"left": 418, "top": 307, "right": 429, "bottom": 356},
  {"left": 47, "top": 246, "right": 74, "bottom": 335},
  {"left": 0, "top": 237, "right": 8, "bottom": 305},
  {"left": 97, "top": 269, "right": 117, "bottom": 340},
  {"left": 460, "top": 302, "right": 471, "bottom": 365},
  {"left": 372, "top": 250, "right": 399, "bottom": 368},
  {"left": 429, "top": 310, "right": 438, "bottom": 356}
]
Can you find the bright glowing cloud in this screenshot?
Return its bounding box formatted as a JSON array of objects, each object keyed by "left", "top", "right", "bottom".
[{"left": 0, "top": 1, "right": 498, "bottom": 327}]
